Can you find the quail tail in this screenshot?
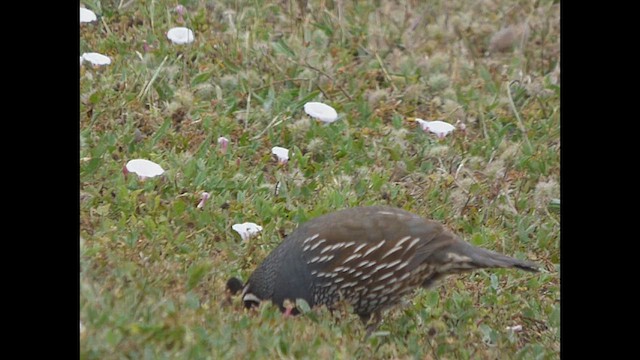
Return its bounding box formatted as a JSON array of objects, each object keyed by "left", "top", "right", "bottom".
[{"left": 447, "top": 241, "right": 539, "bottom": 272}]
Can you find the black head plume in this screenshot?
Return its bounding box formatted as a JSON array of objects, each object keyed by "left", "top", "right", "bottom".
[{"left": 226, "top": 277, "right": 244, "bottom": 295}]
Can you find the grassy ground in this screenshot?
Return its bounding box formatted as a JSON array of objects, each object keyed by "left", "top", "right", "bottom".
[{"left": 80, "top": 0, "right": 560, "bottom": 358}]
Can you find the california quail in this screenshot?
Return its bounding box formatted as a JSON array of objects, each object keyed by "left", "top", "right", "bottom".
[{"left": 228, "top": 206, "right": 538, "bottom": 333}]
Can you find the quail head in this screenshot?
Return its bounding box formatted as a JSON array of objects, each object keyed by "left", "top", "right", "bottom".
[{"left": 227, "top": 206, "right": 538, "bottom": 333}]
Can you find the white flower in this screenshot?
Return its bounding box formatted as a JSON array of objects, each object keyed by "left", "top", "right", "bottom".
[
  {"left": 80, "top": 8, "right": 97, "bottom": 23},
  {"left": 167, "top": 27, "right": 195, "bottom": 44},
  {"left": 415, "top": 119, "right": 455, "bottom": 138},
  {"left": 124, "top": 159, "right": 165, "bottom": 179},
  {"left": 304, "top": 102, "right": 338, "bottom": 123},
  {"left": 81, "top": 52, "right": 111, "bottom": 66},
  {"left": 505, "top": 325, "right": 523, "bottom": 332},
  {"left": 271, "top": 146, "right": 289, "bottom": 164},
  {"left": 197, "top": 192, "right": 210, "bottom": 209},
  {"left": 232, "top": 222, "right": 263, "bottom": 241}
]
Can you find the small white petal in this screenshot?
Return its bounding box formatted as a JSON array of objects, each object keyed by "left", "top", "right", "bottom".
[
  {"left": 81, "top": 52, "right": 111, "bottom": 66},
  {"left": 506, "top": 325, "right": 523, "bottom": 332},
  {"left": 232, "top": 222, "right": 263, "bottom": 241},
  {"left": 80, "top": 8, "right": 97, "bottom": 23},
  {"left": 271, "top": 146, "right": 289, "bottom": 163},
  {"left": 304, "top": 102, "right": 338, "bottom": 123},
  {"left": 125, "top": 159, "right": 165, "bottom": 178},
  {"left": 167, "top": 27, "right": 195, "bottom": 44},
  {"left": 415, "top": 118, "right": 455, "bottom": 138}
]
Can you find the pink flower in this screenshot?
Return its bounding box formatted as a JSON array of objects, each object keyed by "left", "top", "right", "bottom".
[
  {"left": 218, "top": 136, "right": 229, "bottom": 154},
  {"left": 175, "top": 5, "right": 186, "bottom": 22},
  {"left": 197, "top": 192, "right": 210, "bottom": 209}
]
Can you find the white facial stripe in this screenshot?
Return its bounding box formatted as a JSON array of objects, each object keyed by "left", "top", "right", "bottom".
[
  {"left": 241, "top": 283, "right": 250, "bottom": 297},
  {"left": 243, "top": 293, "right": 261, "bottom": 303}
]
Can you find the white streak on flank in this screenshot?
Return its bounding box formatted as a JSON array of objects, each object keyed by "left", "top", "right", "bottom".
[
  {"left": 381, "top": 246, "right": 403, "bottom": 259},
  {"left": 311, "top": 270, "right": 318, "bottom": 275},
  {"left": 377, "top": 272, "right": 394, "bottom": 281},
  {"left": 318, "top": 255, "right": 335, "bottom": 263},
  {"left": 333, "top": 266, "right": 345, "bottom": 272},
  {"left": 302, "top": 234, "right": 320, "bottom": 244},
  {"left": 354, "top": 243, "right": 367, "bottom": 253},
  {"left": 308, "top": 239, "right": 326, "bottom": 251},
  {"left": 340, "top": 281, "right": 358, "bottom": 289},
  {"left": 332, "top": 243, "right": 346, "bottom": 250},
  {"left": 347, "top": 268, "right": 356, "bottom": 274},
  {"left": 395, "top": 261, "right": 410, "bottom": 270},
  {"left": 354, "top": 271, "right": 362, "bottom": 277},
  {"left": 333, "top": 277, "right": 344, "bottom": 283},
  {"left": 386, "top": 259, "right": 402, "bottom": 268},
  {"left": 343, "top": 241, "right": 356, "bottom": 249},
  {"left": 308, "top": 256, "right": 320, "bottom": 263},
  {"left": 438, "top": 262, "right": 475, "bottom": 272},
  {"left": 377, "top": 211, "right": 396, "bottom": 215},
  {"left": 398, "top": 272, "right": 411, "bottom": 281},
  {"left": 321, "top": 243, "right": 344, "bottom": 254},
  {"left": 360, "top": 274, "right": 371, "bottom": 280},
  {"left": 372, "top": 263, "right": 389, "bottom": 273},
  {"left": 357, "top": 261, "right": 371, "bottom": 268},
  {"left": 364, "top": 239, "right": 386, "bottom": 257},
  {"left": 406, "top": 237, "right": 421, "bottom": 250},
  {"left": 382, "top": 282, "right": 401, "bottom": 295},
  {"left": 342, "top": 253, "right": 362, "bottom": 264},
  {"left": 395, "top": 236, "right": 412, "bottom": 247},
  {"left": 302, "top": 245, "right": 311, "bottom": 252},
  {"left": 371, "top": 285, "right": 385, "bottom": 292},
  {"left": 446, "top": 252, "right": 472, "bottom": 262}
]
